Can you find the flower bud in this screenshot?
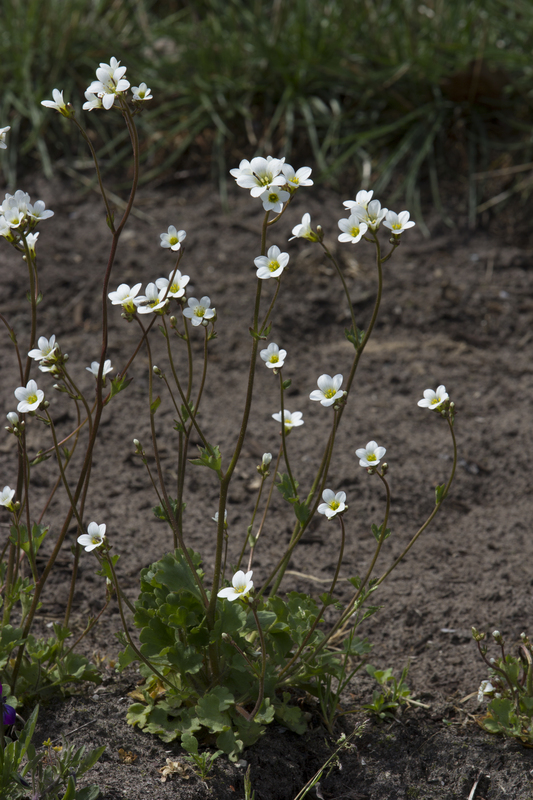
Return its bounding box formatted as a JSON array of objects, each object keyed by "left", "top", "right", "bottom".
[{"left": 6, "top": 412, "right": 18, "bottom": 426}]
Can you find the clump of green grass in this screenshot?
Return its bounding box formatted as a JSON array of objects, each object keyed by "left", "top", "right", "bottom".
[{"left": 2, "top": 0, "right": 533, "bottom": 220}]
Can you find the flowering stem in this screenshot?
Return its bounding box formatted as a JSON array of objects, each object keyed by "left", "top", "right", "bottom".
[
  {"left": 278, "top": 514, "right": 346, "bottom": 681},
  {"left": 248, "top": 603, "right": 267, "bottom": 720},
  {"left": 279, "top": 373, "right": 298, "bottom": 500},
  {"left": 0, "top": 313, "right": 24, "bottom": 384},
  {"left": 259, "top": 279, "right": 281, "bottom": 333},
  {"left": 320, "top": 241, "right": 357, "bottom": 338},
  {"left": 244, "top": 446, "right": 283, "bottom": 573}
]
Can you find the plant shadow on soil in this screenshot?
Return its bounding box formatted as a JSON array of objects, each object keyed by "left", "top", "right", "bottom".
[{"left": 1, "top": 173, "right": 533, "bottom": 799}]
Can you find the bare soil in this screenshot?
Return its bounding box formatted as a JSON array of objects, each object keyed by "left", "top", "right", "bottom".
[{"left": 1, "top": 173, "right": 533, "bottom": 799}]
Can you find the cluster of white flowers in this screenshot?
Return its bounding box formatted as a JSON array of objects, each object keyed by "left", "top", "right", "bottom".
[
  {"left": 41, "top": 57, "right": 152, "bottom": 116},
  {"left": 337, "top": 190, "right": 415, "bottom": 243},
  {"left": 230, "top": 157, "right": 313, "bottom": 212},
  {"left": 0, "top": 190, "right": 53, "bottom": 248}
]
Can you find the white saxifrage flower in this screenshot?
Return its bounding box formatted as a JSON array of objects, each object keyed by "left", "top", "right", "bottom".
[
  {"left": 78, "top": 522, "right": 106, "bottom": 552},
  {"left": 338, "top": 214, "right": 368, "bottom": 244},
  {"left": 137, "top": 283, "right": 168, "bottom": 315},
  {"left": 343, "top": 189, "right": 374, "bottom": 211},
  {"left": 6, "top": 412, "right": 19, "bottom": 427},
  {"left": 309, "top": 374, "right": 345, "bottom": 407},
  {"left": 254, "top": 245, "right": 289, "bottom": 280},
  {"left": 349, "top": 198, "right": 388, "bottom": 231},
  {"left": 212, "top": 510, "right": 228, "bottom": 528},
  {"left": 86, "top": 360, "right": 113, "bottom": 379},
  {"left": 156, "top": 270, "right": 190, "bottom": 299},
  {"left": 160, "top": 226, "right": 186, "bottom": 251},
  {"left": 41, "top": 89, "right": 69, "bottom": 114},
  {"left": 27, "top": 200, "right": 54, "bottom": 221},
  {"left": 82, "top": 90, "right": 102, "bottom": 111},
  {"left": 108, "top": 283, "right": 142, "bottom": 313},
  {"left": 260, "top": 342, "right": 286, "bottom": 369},
  {"left": 217, "top": 570, "right": 254, "bottom": 601},
  {"left": 281, "top": 164, "right": 313, "bottom": 188},
  {"left": 289, "top": 212, "right": 317, "bottom": 242},
  {"left": 234, "top": 156, "right": 286, "bottom": 197},
  {"left": 272, "top": 409, "right": 304, "bottom": 432},
  {"left": 131, "top": 82, "right": 153, "bottom": 101},
  {"left": 0, "top": 486, "right": 16, "bottom": 509},
  {"left": 477, "top": 680, "right": 496, "bottom": 703},
  {"left": 26, "top": 232, "right": 39, "bottom": 254},
  {"left": 356, "top": 441, "right": 386, "bottom": 468},
  {"left": 383, "top": 210, "right": 416, "bottom": 235},
  {"left": 259, "top": 187, "right": 290, "bottom": 213},
  {"left": 0, "top": 126, "right": 10, "bottom": 149},
  {"left": 417, "top": 385, "right": 448, "bottom": 410},
  {"left": 28, "top": 335, "right": 58, "bottom": 362},
  {"left": 15, "top": 380, "right": 44, "bottom": 413},
  {"left": 86, "top": 57, "right": 130, "bottom": 110},
  {"left": 318, "top": 489, "right": 347, "bottom": 519},
  {"left": 183, "top": 296, "right": 216, "bottom": 326}
]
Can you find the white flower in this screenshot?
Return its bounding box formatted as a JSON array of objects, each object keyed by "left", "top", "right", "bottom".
[
  {"left": 0, "top": 126, "right": 10, "bottom": 149},
  {"left": 259, "top": 187, "right": 290, "bottom": 213},
  {"left": 6, "top": 412, "right": 19, "bottom": 426},
  {"left": 281, "top": 164, "right": 313, "bottom": 188},
  {"left": 86, "top": 360, "right": 113, "bottom": 379},
  {"left": 254, "top": 245, "right": 289, "bottom": 280},
  {"left": 0, "top": 217, "right": 11, "bottom": 237},
  {"left": 0, "top": 486, "right": 15, "bottom": 509},
  {"left": 260, "top": 342, "right": 286, "bottom": 369},
  {"left": 217, "top": 570, "right": 254, "bottom": 601},
  {"left": 160, "top": 225, "right": 186, "bottom": 251},
  {"left": 137, "top": 283, "right": 168, "bottom": 315},
  {"left": 289, "top": 212, "right": 318, "bottom": 242},
  {"left": 108, "top": 282, "right": 143, "bottom": 313},
  {"left": 3, "top": 202, "right": 25, "bottom": 228},
  {"left": 234, "top": 156, "right": 286, "bottom": 197},
  {"left": 2, "top": 190, "right": 30, "bottom": 215},
  {"left": 131, "top": 82, "right": 153, "bottom": 101},
  {"left": 272, "top": 409, "right": 304, "bottom": 432},
  {"left": 318, "top": 489, "right": 347, "bottom": 519},
  {"left": 27, "top": 200, "right": 54, "bottom": 221},
  {"left": 229, "top": 159, "right": 252, "bottom": 181},
  {"left": 477, "top": 680, "right": 496, "bottom": 703},
  {"left": 356, "top": 441, "right": 386, "bottom": 468},
  {"left": 309, "top": 374, "right": 345, "bottom": 407},
  {"left": 156, "top": 270, "right": 190, "bottom": 299},
  {"left": 212, "top": 510, "right": 228, "bottom": 528},
  {"left": 183, "top": 296, "right": 215, "bottom": 326},
  {"left": 87, "top": 57, "right": 130, "bottom": 110},
  {"left": 41, "top": 89, "right": 68, "bottom": 114},
  {"left": 77, "top": 521, "right": 106, "bottom": 552},
  {"left": 383, "top": 210, "right": 416, "bottom": 234},
  {"left": 343, "top": 190, "right": 374, "bottom": 211},
  {"left": 26, "top": 232, "right": 39, "bottom": 254},
  {"left": 28, "top": 335, "right": 58, "bottom": 362},
  {"left": 338, "top": 215, "right": 368, "bottom": 244},
  {"left": 82, "top": 90, "right": 102, "bottom": 111},
  {"left": 417, "top": 385, "right": 448, "bottom": 410},
  {"left": 15, "top": 380, "right": 45, "bottom": 413},
  {"left": 261, "top": 453, "right": 272, "bottom": 468},
  {"left": 349, "top": 198, "right": 388, "bottom": 231}
]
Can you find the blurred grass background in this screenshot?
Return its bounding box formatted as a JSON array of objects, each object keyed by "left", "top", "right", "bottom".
[{"left": 1, "top": 0, "right": 533, "bottom": 225}]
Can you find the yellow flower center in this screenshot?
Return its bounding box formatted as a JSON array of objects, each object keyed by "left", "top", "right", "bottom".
[
  {"left": 194, "top": 306, "right": 205, "bottom": 317},
  {"left": 350, "top": 226, "right": 360, "bottom": 237},
  {"left": 431, "top": 397, "right": 440, "bottom": 405},
  {"left": 27, "top": 394, "right": 37, "bottom": 405},
  {"left": 366, "top": 453, "right": 376, "bottom": 462},
  {"left": 269, "top": 354, "right": 279, "bottom": 363},
  {"left": 324, "top": 388, "right": 336, "bottom": 399},
  {"left": 330, "top": 500, "right": 340, "bottom": 510},
  {"left": 268, "top": 193, "right": 278, "bottom": 203},
  {"left": 268, "top": 260, "right": 280, "bottom": 272},
  {"left": 169, "top": 236, "right": 178, "bottom": 246},
  {"left": 392, "top": 222, "right": 402, "bottom": 230},
  {"left": 170, "top": 282, "right": 178, "bottom": 293}
]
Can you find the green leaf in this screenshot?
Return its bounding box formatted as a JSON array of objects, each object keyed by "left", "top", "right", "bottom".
[
  {"left": 181, "top": 732, "right": 199, "bottom": 755},
  {"left": 276, "top": 472, "right": 299, "bottom": 503},
  {"left": 294, "top": 501, "right": 309, "bottom": 523},
  {"left": 150, "top": 396, "right": 161, "bottom": 414},
  {"left": 344, "top": 326, "right": 365, "bottom": 349},
  {"left": 108, "top": 373, "right": 132, "bottom": 402},
  {"left": 196, "top": 686, "right": 234, "bottom": 732},
  {"left": 189, "top": 444, "right": 222, "bottom": 473},
  {"left": 282, "top": 378, "right": 292, "bottom": 390},
  {"left": 435, "top": 483, "right": 447, "bottom": 504},
  {"left": 371, "top": 523, "right": 391, "bottom": 542}
]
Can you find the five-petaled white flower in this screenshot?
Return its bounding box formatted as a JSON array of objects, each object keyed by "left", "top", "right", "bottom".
[
  {"left": 41, "top": 89, "right": 68, "bottom": 114},
  {"left": 86, "top": 57, "right": 130, "bottom": 110},
  {"left": 160, "top": 225, "right": 186, "bottom": 251},
  {"left": 217, "top": 570, "right": 254, "bottom": 601},
  {"left": 343, "top": 190, "right": 374, "bottom": 211},
  {"left": 156, "top": 270, "right": 190, "bottom": 299},
  {"left": 254, "top": 245, "right": 289, "bottom": 280},
  {"left": 86, "top": 360, "right": 113, "bottom": 379},
  {"left": 272, "top": 409, "right": 304, "bottom": 432},
  {"left": 338, "top": 215, "right": 368, "bottom": 244},
  {"left": 26, "top": 232, "right": 39, "bottom": 254},
  {"left": 417, "top": 385, "right": 448, "bottom": 410},
  {"left": 0, "top": 126, "right": 10, "bottom": 149},
  {"left": 15, "top": 380, "right": 44, "bottom": 413},
  {"left": 309, "top": 374, "right": 345, "bottom": 407},
  {"left": 383, "top": 210, "right": 415, "bottom": 235},
  {"left": 318, "top": 489, "right": 347, "bottom": 519},
  {"left": 281, "top": 164, "right": 313, "bottom": 188},
  {"left": 131, "top": 83, "right": 153, "bottom": 101},
  {"left": 78, "top": 522, "right": 106, "bottom": 552},
  {"left": 108, "top": 283, "right": 142, "bottom": 313},
  {"left": 183, "top": 296, "right": 216, "bottom": 326},
  {"left": 233, "top": 156, "right": 286, "bottom": 197},
  {"left": 82, "top": 90, "right": 102, "bottom": 111},
  {"left": 289, "top": 212, "right": 318, "bottom": 242},
  {"left": 356, "top": 441, "right": 386, "bottom": 468},
  {"left": 27, "top": 200, "right": 54, "bottom": 221},
  {"left": 260, "top": 342, "right": 286, "bottom": 369},
  {"left": 349, "top": 199, "right": 388, "bottom": 231},
  {"left": 0, "top": 486, "right": 15, "bottom": 509},
  {"left": 260, "top": 187, "right": 290, "bottom": 213},
  {"left": 137, "top": 283, "right": 168, "bottom": 315},
  {"left": 477, "top": 680, "right": 498, "bottom": 702},
  {"left": 28, "top": 335, "right": 58, "bottom": 362}
]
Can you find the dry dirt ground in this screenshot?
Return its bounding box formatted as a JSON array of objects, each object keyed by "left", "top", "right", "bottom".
[{"left": 1, "top": 171, "right": 533, "bottom": 799}]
